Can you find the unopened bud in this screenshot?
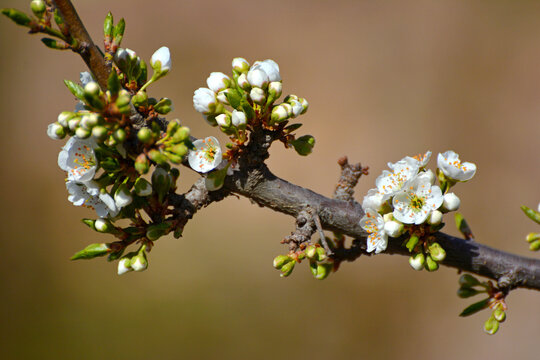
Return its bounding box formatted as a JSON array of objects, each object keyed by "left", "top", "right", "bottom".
[
  {"left": 268, "top": 81, "right": 282, "bottom": 99},
  {"left": 483, "top": 316, "right": 499, "bottom": 335},
  {"left": 75, "top": 127, "right": 91, "bottom": 139},
  {"left": 425, "top": 254, "right": 439, "bottom": 272},
  {"left": 147, "top": 149, "right": 168, "bottom": 165},
  {"left": 290, "top": 135, "right": 315, "bottom": 156},
  {"left": 312, "top": 263, "right": 332, "bottom": 280},
  {"left": 95, "top": 218, "right": 113, "bottom": 233},
  {"left": 114, "top": 184, "right": 133, "bottom": 208},
  {"left": 443, "top": 193, "right": 460, "bottom": 212},
  {"left": 280, "top": 260, "right": 295, "bottom": 277},
  {"left": 215, "top": 113, "right": 231, "bottom": 128},
  {"left": 154, "top": 97, "right": 173, "bottom": 114},
  {"left": 299, "top": 97, "right": 309, "bottom": 114},
  {"left": 427, "top": 210, "right": 443, "bottom": 225},
  {"left": 92, "top": 126, "right": 108, "bottom": 142},
  {"left": 383, "top": 220, "right": 404, "bottom": 237},
  {"left": 529, "top": 240, "right": 540, "bottom": 251},
  {"left": 113, "top": 128, "right": 127, "bottom": 143},
  {"left": 409, "top": 253, "right": 425, "bottom": 271},
  {"left": 305, "top": 245, "right": 317, "bottom": 259},
  {"left": 270, "top": 104, "right": 290, "bottom": 124},
  {"left": 117, "top": 257, "right": 132, "bottom": 275},
  {"left": 232, "top": 57, "right": 250, "bottom": 73},
  {"left": 231, "top": 110, "right": 247, "bottom": 128},
  {"left": 526, "top": 232, "right": 540, "bottom": 243},
  {"left": 170, "top": 143, "right": 188, "bottom": 158},
  {"left": 135, "top": 153, "right": 150, "bottom": 174},
  {"left": 237, "top": 73, "right": 250, "bottom": 90},
  {"left": 273, "top": 255, "right": 290, "bottom": 269},
  {"left": 132, "top": 91, "right": 148, "bottom": 107},
  {"left": 47, "top": 122, "right": 66, "bottom": 140},
  {"left": 134, "top": 177, "right": 152, "bottom": 196},
  {"left": 250, "top": 87, "right": 266, "bottom": 105},
  {"left": 493, "top": 308, "right": 506, "bottom": 322},
  {"left": 31, "top": 0, "right": 46, "bottom": 18},
  {"left": 137, "top": 127, "right": 153, "bottom": 144},
  {"left": 427, "top": 242, "right": 446, "bottom": 262},
  {"left": 172, "top": 126, "right": 190, "bottom": 143}
]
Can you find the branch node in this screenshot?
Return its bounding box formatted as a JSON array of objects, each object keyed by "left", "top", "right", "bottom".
[{"left": 333, "top": 156, "right": 368, "bottom": 202}]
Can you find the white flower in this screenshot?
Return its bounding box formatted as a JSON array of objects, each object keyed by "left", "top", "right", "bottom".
[
  {"left": 58, "top": 137, "right": 98, "bottom": 182},
  {"left": 215, "top": 114, "right": 230, "bottom": 127},
  {"left": 442, "top": 192, "right": 460, "bottom": 211},
  {"left": 437, "top": 150, "right": 476, "bottom": 181},
  {"left": 66, "top": 180, "right": 118, "bottom": 218},
  {"left": 232, "top": 57, "right": 250, "bottom": 72},
  {"left": 150, "top": 46, "right": 171, "bottom": 74},
  {"left": 392, "top": 176, "right": 444, "bottom": 225},
  {"left": 231, "top": 110, "right": 247, "bottom": 127},
  {"left": 408, "top": 151, "right": 432, "bottom": 168},
  {"left": 375, "top": 158, "right": 419, "bottom": 198},
  {"left": 252, "top": 59, "right": 281, "bottom": 82},
  {"left": 188, "top": 136, "right": 223, "bottom": 173},
  {"left": 193, "top": 88, "right": 218, "bottom": 114},
  {"left": 417, "top": 169, "right": 436, "bottom": 185},
  {"left": 270, "top": 104, "right": 290, "bottom": 123},
  {"left": 360, "top": 208, "right": 388, "bottom": 254},
  {"left": 247, "top": 67, "right": 269, "bottom": 88},
  {"left": 117, "top": 258, "right": 132, "bottom": 275},
  {"left": 250, "top": 87, "right": 266, "bottom": 104},
  {"left": 206, "top": 72, "right": 230, "bottom": 93},
  {"left": 361, "top": 188, "right": 386, "bottom": 212},
  {"left": 47, "top": 122, "right": 65, "bottom": 140}
]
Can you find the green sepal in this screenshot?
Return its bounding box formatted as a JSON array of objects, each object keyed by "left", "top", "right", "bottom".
[
  {"left": 71, "top": 243, "right": 110, "bottom": 260},
  {"left": 137, "top": 59, "right": 148, "bottom": 87},
  {"left": 459, "top": 298, "right": 490, "bottom": 317},
  {"left": 99, "top": 157, "right": 121, "bottom": 172},
  {"left": 225, "top": 89, "right": 242, "bottom": 109},
  {"left": 103, "top": 12, "right": 114, "bottom": 39},
  {"left": 107, "top": 248, "right": 124, "bottom": 262},
  {"left": 521, "top": 205, "right": 540, "bottom": 225},
  {"left": 64, "top": 79, "right": 86, "bottom": 102},
  {"left": 241, "top": 101, "right": 255, "bottom": 120},
  {"left": 41, "top": 38, "right": 69, "bottom": 50},
  {"left": 81, "top": 218, "right": 96, "bottom": 230},
  {"left": 1, "top": 8, "right": 31, "bottom": 26},
  {"left": 107, "top": 70, "right": 121, "bottom": 96}
]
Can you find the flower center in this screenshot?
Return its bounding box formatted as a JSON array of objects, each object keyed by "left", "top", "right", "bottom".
[{"left": 409, "top": 194, "right": 425, "bottom": 211}]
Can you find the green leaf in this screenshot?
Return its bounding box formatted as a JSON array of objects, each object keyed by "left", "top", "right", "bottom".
[
  {"left": 521, "top": 205, "right": 540, "bottom": 225},
  {"left": 457, "top": 287, "right": 480, "bottom": 298},
  {"left": 71, "top": 243, "right": 110, "bottom": 260},
  {"left": 107, "top": 70, "right": 121, "bottom": 96},
  {"left": 284, "top": 123, "right": 302, "bottom": 134},
  {"left": 64, "top": 79, "right": 85, "bottom": 101},
  {"left": 41, "top": 38, "right": 69, "bottom": 50},
  {"left": 455, "top": 212, "right": 473, "bottom": 239},
  {"left": 107, "top": 248, "right": 124, "bottom": 262},
  {"left": 241, "top": 101, "right": 255, "bottom": 120},
  {"left": 103, "top": 12, "right": 113, "bottom": 38},
  {"left": 113, "top": 18, "right": 125, "bottom": 45},
  {"left": 225, "top": 90, "right": 242, "bottom": 109},
  {"left": 1, "top": 8, "right": 31, "bottom": 27},
  {"left": 459, "top": 298, "right": 490, "bottom": 317}
]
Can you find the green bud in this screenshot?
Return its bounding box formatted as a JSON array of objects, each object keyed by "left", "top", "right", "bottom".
[
  {"left": 521, "top": 205, "right": 540, "bottom": 225},
  {"left": 458, "top": 274, "right": 482, "bottom": 288},
  {"left": 172, "top": 126, "right": 190, "bottom": 143},
  {"left": 113, "top": 18, "right": 125, "bottom": 46},
  {"left": 526, "top": 232, "right": 540, "bottom": 243},
  {"left": 424, "top": 254, "right": 439, "bottom": 272},
  {"left": 148, "top": 149, "right": 168, "bottom": 165},
  {"left": 483, "top": 316, "right": 499, "bottom": 335},
  {"left": 135, "top": 153, "right": 150, "bottom": 174},
  {"left": 170, "top": 143, "right": 188, "bottom": 158},
  {"left": 47, "top": 122, "right": 66, "bottom": 140},
  {"left": 493, "top": 308, "right": 506, "bottom": 322},
  {"left": 113, "top": 128, "right": 127, "bottom": 143},
  {"left": 305, "top": 245, "right": 317, "bottom": 259},
  {"left": 81, "top": 218, "right": 96, "bottom": 230},
  {"left": 273, "top": 255, "right": 290, "bottom": 269},
  {"left": 166, "top": 119, "right": 180, "bottom": 134},
  {"left": 116, "top": 89, "right": 131, "bottom": 108},
  {"left": 290, "top": 135, "right": 315, "bottom": 156},
  {"left": 137, "top": 59, "right": 148, "bottom": 87},
  {"left": 84, "top": 81, "right": 101, "bottom": 97},
  {"left": 30, "top": 0, "right": 46, "bottom": 17},
  {"left": 152, "top": 166, "right": 172, "bottom": 202},
  {"left": 457, "top": 287, "right": 479, "bottom": 298},
  {"left": 71, "top": 243, "right": 110, "bottom": 260},
  {"left": 103, "top": 12, "right": 113, "bottom": 39},
  {"left": 92, "top": 126, "right": 108, "bottom": 142},
  {"left": 280, "top": 260, "right": 295, "bottom": 277},
  {"left": 405, "top": 235, "right": 420, "bottom": 252},
  {"left": 427, "top": 242, "right": 446, "bottom": 262},
  {"left": 41, "top": 38, "right": 69, "bottom": 50},
  {"left": 134, "top": 177, "right": 152, "bottom": 196},
  {"left": 165, "top": 152, "right": 183, "bottom": 165},
  {"left": 137, "top": 127, "right": 153, "bottom": 144},
  {"left": 316, "top": 247, "right": 327, "bottom": 262},
  {"left": 107, "top": 70, "right": 121, "bottom": 96},
  {"left": 1, "top": 8, "right": 32, "bottom": 27},
  {"left": 529, "top": 240, "right": 540, "bottom": 251},
  {"left": 313, "top": 263, "right": 332, "bottom": 280},
  {"left": 154, "top": 98, "right": 173, "bottom": 114},
  {"left": 408, "top": 253, "right": 425, "bottom": 271}
]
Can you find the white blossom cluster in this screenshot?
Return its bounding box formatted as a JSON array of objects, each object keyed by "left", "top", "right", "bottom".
[{"left": 360, "top": 150, "right": 477, "bottom": 254}]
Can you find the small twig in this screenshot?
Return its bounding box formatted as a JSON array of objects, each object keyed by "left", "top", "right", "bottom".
[
  {"left": 333, "top": 156, "right": 368, "bottom": 202},
  {"left": 312, "top": 211, "right": 332, "bottom": 256}
]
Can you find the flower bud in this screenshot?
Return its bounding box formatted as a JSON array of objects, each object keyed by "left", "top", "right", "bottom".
[
  {"left": 114, "top": 184, "right": 133, "bottom": 208},
  {"left": 483, "top": 316, "right": 499, "bottom": 335},
  {"left": 232, "top": 57, "right": 250, "bottom": 73},
  {"left": 247, "top": 68, "right": 269, "bottom": 88},
  {"left": 529, "top": 240, "right": 540, "bottom": 251},
  {"left": 231, "top": 110, "right": 247, "bottom": 128},
  {"left": 299, "top": 98, "right": 309, "bottom": 114},
  {"left": 383, "top": 220, "right": 404, "bottom": 237},
  {"left": 237, "top": 73, "right": 250, "bottom": 90},
  {"left": 425, "top": 254, "right": 439, "bottom": 272},
  {"left": 493, "top": 308, "right": 506, "bottom": 322},
  {"left": 150, "top": 46, "right": 171, "bottom": 77},
  {"left": 207, "top": 72, "right": 231, "bottom": 93},
  {"left": 268, "top": 81, "right": 282, "bottom": 99},
  {"left": 71, "top": 243, "right": 110, "bottom": 260},
  {"left": 152, "top": 166, "right": 172, "bottom": 202},
  {"left": 193, "top": 88, "right": 218, "bottom": 115},
  {"left": 84, "top": 81, "right": 101, "bottom": 97},
  {"left": 134, "top": 177, "right": 152, "bottom": 196},
  {"left": 95, "top": 218, "right": 113, "bottom": 233},
  {"left": 289, "top": 99, "right": 303, "bottom": 118},
  {"left": 172, "top": 126, "right": 190, "bottom": 143},
  {"left": 443, "top": 193, "right": 460, "bottom": 211},
  {"left": 427, "top": 242, "right": 446, "bottom": 261},
  {"left": 131, "top": 90, "right": 148, "bottom": 107},
  {"left": 305, "top": 245, "right": 317, "bottom": 259},
  {"left": 135, "top": 153, "right": 150, "bottom": 174},
  {"left": 75, "top": 127, "right": 91, "bottom": 139},
  {"left": 270, "top": 104, "right": 290, "bottom": 124},
  {"left": 216, "top": 89, "right": 230, "bottom": 105},
  {"left": 147, "top": 149, "right": 168, "bottom": 165},
  {"left": 31, "top": 0, "right": 46, "bottom": 18},
  {"left": 279, "top": 260, "right": 295, "bottom": 277},
  {"left": 250, "top": 87, "right": 266, "bottom": 105},
  {"left": 117, "top": 257, "right": 132, "bottom": 275},
  {"left": 154, "top": 98, "right": 173, "bottom": 114},
  {"left": 273, "top": 255, "right": 290, "bottom": 269},
  {"left": 47, "top": 122, "right": 66, "bottom": 140},
  {"left": 215, "top": 113, "right": 231, "bottom": 128},
  {"left": 427, "top": 210, "right": 443, "bottom": 225},
  {"left": 253, "top": 59, "right": 281, "bottom": 82},
  {"left": 137, "top": 127, "right": 153, "bottom": 144},
  {"left": 312, "top": 263, "right": 332, "bottom": 280},
  {"left": 409, "top": 253, "right": 425, "bottom": 271},
  {"left": 113, "top": 128, "right": 127, "bottom": 143},
  {"left": 316, "top": 247, "right": 327, "bottom": 262},
  {"left": 290, "top": 135, "right": 315, "bottom": 156},
  {"left": 526, "top": 232, "right": 540, "bottom": 243},
  {"left": 57, "top": 111, "right": 75, "bottom": 127},
  {"left": 68, "top": 117, "right": 80, "bottom": 131}
]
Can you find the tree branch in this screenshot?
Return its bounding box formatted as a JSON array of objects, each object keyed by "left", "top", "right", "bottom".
[{"left": 53, "top": 0, "right": 540, "bottom": 292}]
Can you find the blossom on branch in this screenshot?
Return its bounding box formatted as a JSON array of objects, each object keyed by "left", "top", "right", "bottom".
[{"left": 188, "top": 136, "right": 222, "bottom": 173}]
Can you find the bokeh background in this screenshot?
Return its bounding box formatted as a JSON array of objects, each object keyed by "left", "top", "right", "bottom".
[{"left": 1, "top": 0, "right": 540, "bottom": 359}]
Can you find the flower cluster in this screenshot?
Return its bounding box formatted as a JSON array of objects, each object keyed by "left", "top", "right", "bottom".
[{"left": 360, "top": 150, "right": 477, "bottom": 271}]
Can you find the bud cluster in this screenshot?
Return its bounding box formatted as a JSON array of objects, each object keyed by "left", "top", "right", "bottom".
[
  {"left": 272, "top": 244, "right": 332, "bottom": 280},
  {"left": 521, "top": 204, "right": 540, "bottom": 251},
  {"left": 457, "top": 274, "right": 508, "bottom": 335},
  {"left": 192, "top": 57, "right": 314, "bottom": 157},
  {"left": 359, "top": 150, "right": 477, "bottom": 271}
]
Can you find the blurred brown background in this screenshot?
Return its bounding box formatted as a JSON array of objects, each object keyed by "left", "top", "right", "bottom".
[{"left": 1, "top": 0, "right": 540, "bottom": 359}]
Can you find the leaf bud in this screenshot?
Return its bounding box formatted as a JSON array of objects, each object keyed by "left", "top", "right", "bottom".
[
  {"left": 1, "top": 8, "right": 31, "bottom": 27},
  {"left": 290, "top": 135, "right": 315, "bottom": 156}
]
